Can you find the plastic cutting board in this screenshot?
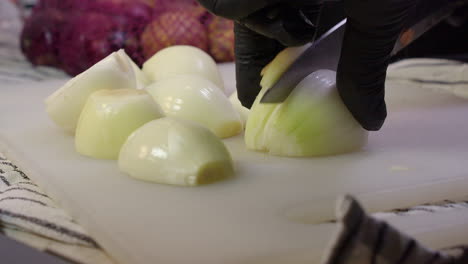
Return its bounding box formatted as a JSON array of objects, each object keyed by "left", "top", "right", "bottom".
[{"left": 1, "top": 64, "right": 468, "bottom": 264}]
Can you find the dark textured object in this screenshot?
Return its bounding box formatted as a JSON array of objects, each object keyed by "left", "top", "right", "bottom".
[
  {"left": 390, "top": 6, "right": 468, "bottom": 63},
  {"left": 0, "top": 234, "right": 73, "bottom": 264},
  {"left": 321, "top": 195, "right": 468, "bottom": 264}
]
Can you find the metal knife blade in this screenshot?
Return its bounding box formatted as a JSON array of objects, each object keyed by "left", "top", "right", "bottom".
[
  {"left": 259, "top": 0, "right": 463, "bottom": 104},
  {"left": 259, "top": 19, "right": 346, "bottom": 103}
]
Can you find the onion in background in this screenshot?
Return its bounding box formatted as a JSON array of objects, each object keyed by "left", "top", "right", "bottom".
[
  {"left": 20, "top": 8, "right": 64, "bottom": 67},
  {"left": 58, "top": 13, "right": 122, "bottom": 76},
  {"left": 19, "top": 0, "right": 235, "bottom": 76},
  {"left": 207, "top": 16, "right": 235, "bottom": 62},
  {"left": 140, "top": 10, "right": 208, "bottom": 61}
]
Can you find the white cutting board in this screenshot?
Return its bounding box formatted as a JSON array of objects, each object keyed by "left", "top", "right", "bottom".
[{"left": 1, "top": 64, "right": 468, "bottom": 264}]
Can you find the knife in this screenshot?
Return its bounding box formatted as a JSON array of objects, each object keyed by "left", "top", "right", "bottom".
[{"left": 260, "top": 0, "right": 466, "bottom": 103}]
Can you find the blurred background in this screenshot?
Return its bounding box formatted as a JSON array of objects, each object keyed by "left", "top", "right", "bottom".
[
  {"left": 5, "top": 0, "right": 235, "bottom": 77},
  {"left": 2, "top": 0, "right": 467, "bottom": 78}
]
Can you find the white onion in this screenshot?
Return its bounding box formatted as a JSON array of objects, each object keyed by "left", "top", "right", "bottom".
[
  {"left": 120, "top": 50, "right": 151, "bottom": 89},
  {"left": 245, "top": 48, "right": 368, "bottom": 157},
  {"left": 142, "top": 45, "right": 224, "bottom": 91},
  {"left": 118, "top": 117, "right": 234, "bottom": 186},
  {"left": 146, "top": 74, "right": 242, "bottom": 138},
  {"left": 229, "top": 91, "right": 249, "bottom": 127},
  {"left": 45, "top": 50, "right": 137, "bottom": 134},
  {"left": 75, "top": 89, "right": 164, "bottom": 159}
]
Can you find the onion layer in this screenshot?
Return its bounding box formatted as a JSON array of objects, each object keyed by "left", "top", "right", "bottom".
[
  {"left": 245, "top": 48, "right": 368, "bottom": 157},
  {"left": 118, "top": 117, "right": 234, "bottom": 186},
  {"left": 75, "top": 89, "right": 164, "bottom": 160},
  {"left": 45, "top": 50, "right": 138, "bottom": 134},
  {"left": 229, "top": 91, "right": 249, "bottom": 127},
  {"left": 146, "top": 74, "right": 242, "bottom": 138},
  {"left": 142, "top": 45, "right": 224, "bottom": 91}
]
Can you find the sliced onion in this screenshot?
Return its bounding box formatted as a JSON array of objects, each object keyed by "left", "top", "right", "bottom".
[
  {"left": 120, "top": 50, "right": 151, "bottom": 89},
  {"left": 45, "top": 50, "right": 137, "bottom": 134},
  {"left": 146, "top": 74, "right": 242, "bottom": 138},
  {"left": 142, "top": 45, "right": 224, "bottom": 91},
  {"left": 118, "top": 117, "right": 234, "bottom": 186},
  {"left": 75, "top": 89, "right": 164, "bottom": 160},
  {"left": 244, "top": 47, "right": 307, "bottom": 149},
  {"left": 245, "top": 48, "right": 368, "bottom": 157},
  {"left": 229, "top": 91, "right": 249, "bottom": 127}
]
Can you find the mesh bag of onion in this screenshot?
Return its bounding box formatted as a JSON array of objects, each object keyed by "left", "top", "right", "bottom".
[{"left": 20, "top": 0, "right": 235, "bottom": 76}]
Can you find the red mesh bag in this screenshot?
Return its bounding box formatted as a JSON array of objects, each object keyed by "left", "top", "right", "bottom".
[
  {"left": 20, "top": 7, "right": 64, "bottom": 67},
  {"left": 141, "top": 11, "right": 209, "bottom": 60},
  {"left": 207, "top": 16, "right": 235, "bottom": 62},
  {"left": 57, "top": 12, "right": 139, "bottom": 76},
  {"left": 20, "top": 0, "right": 235, "bottom": 76}
]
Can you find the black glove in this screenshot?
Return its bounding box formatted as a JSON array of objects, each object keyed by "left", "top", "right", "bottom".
[
  {"left": 198, "top": 0, "right": 323, "bottom": 110},
  {"left": 198, "top": 0, "right": 417, "bottom": 131}
]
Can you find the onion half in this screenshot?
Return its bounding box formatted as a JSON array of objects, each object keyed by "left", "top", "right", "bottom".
[
  {"left": 45, "top": 50, "right": 138, "bottom": 134},
  {"left": 245, "top": 48, "right": 368, "bottom": 157},
  {"left": 75, "top": 89, "right": 164, "bottom": 160},
  {"left": 228, "top": 91, "right": 249, "bottom": 127},
  {"left": 142, "top": 45, "right": 224, "bottom": 91},
  {"left": 118, "top": 117, "right": 234, "bottom": 186},
  {"left": 146, "top": 74, "right": 242, "bottom": 138}
]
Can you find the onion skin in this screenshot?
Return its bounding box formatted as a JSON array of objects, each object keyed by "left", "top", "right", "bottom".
[{"left": 118, "top": 117, "right": 234, "bottom": 186}]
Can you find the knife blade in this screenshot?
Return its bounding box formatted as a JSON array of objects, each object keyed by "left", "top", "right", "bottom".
[
  {"left": 259, "top": 19, "right": 346, "bottom": 104},
  {"left": 259, "top": 0, "right": 463, "bottom": 104}
]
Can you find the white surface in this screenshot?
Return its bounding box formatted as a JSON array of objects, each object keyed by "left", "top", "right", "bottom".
[{"left": 1, "top": 64, "right": 468, "bottom": 264}]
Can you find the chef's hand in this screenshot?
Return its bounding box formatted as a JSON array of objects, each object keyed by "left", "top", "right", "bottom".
[{"left": 197, "top": 0, "right": 417, "bottom": 131}]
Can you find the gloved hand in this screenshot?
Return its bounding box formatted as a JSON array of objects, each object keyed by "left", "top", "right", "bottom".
[{"left": 197, "top": 0, "right": 417, "bottom": 131}]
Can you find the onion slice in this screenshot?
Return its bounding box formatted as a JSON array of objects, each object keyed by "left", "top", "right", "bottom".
[
  {"left": 75, "top": 89, "right": 164, "bottom": 160},
  {"left": 229, "top": 91, "right": 249, "bottom": 127},
  {"left": 45, "top": 50, "right": 138, "bottom": 134},
  {"left": 120, "top": 50, "right": 151, "bottom": 89},
  {"left": 245, "top": 48, "right": 368, "bottom": 157},
  {"left": 118, "top": 117, "right": 234, "bottom": 186},
  {"left": 142, "top": 45, "right": 224, "bottom": 91},
  {"left": 146, "top": 74, "right": 242, "bottom": 138}
]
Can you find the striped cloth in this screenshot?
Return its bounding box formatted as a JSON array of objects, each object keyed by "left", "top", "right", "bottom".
[
  {"left": 0, "top": 153, "right": 115, "bottom": 264},
  {"left": 1, "top": 1, "right": 468, "bottom": 263},
  {"left": 0, "top": 1, "right": 114, "bottom": 263},
  {"left": 0, "top": 153, "right": 96, "bottom": 247},
  {"left": 322, "top": 196, "right": 468, "bottom": 264},
  {"left": 387, "top": 58, "right": 468, "bottom": 99}
]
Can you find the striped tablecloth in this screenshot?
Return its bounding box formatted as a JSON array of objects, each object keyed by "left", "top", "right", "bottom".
[
  {"left": 1, "top": 1, "right": 468, "bottom": 264},
  {"left": 0, "top": 1, "right": 115, "bottom": 263}
]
